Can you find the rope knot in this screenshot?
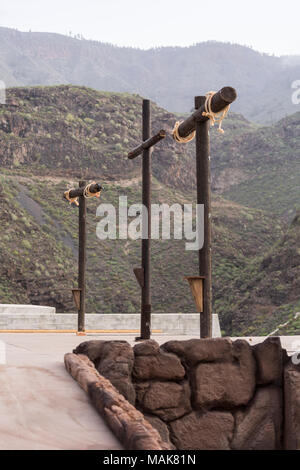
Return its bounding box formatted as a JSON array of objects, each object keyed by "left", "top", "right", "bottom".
[
  {"left": 172, "top": 91, "right": 230, "bottom": 143},
  {"left": 64, "top": 181, "right": 102, "bottom": 206},
  {"left": 83, "top": 181, "right": 102, "bottom": 199},
  {"left": 202, "top": 90, "right": 230, "bottom": 134}
]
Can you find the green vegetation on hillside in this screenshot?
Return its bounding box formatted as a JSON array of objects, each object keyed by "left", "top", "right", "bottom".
[
  {"left": 0, "top": 85, "right": 299, "bottom": 335},
  {"left": 0, "top": 175, "right": 284, "bottom": 331},
  {"left": 216, "top": 210, "right": 300, "bottom": 335}
]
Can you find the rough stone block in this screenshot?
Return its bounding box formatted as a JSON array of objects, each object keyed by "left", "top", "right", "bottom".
[
  {"left": 137, "top": 381, "right": 191, "bottom": 422},
  {"left": 99, "top": 341, "right": 134, "bottom": 366},
  {"left": 170, "top": 411, "right": 234, "bottom": 450},
  {"left": 133, "top": 339, "right": 160, "bottom": 356},
  {"left": 162, "top": 338, "right": 233, "bottom": 366},
  {"left": 253, "top": 337, "right": 283, "bottom": 385},
  {"left": 73, "top": 340, "right": 106, "bottom": 364},
  {"left": 284, "top": 362, "right": 300, "bottom": 450},
  {"left": 231, "top": 386, "right": 282, "bottom": 450},
  {"left": 144, "top": 415, "right": 175, "bottom": 448},
  {"left": 96, "top": 341, "right": 135, "bottom": 405},
  {"left": 192, "top": 340, "right": 256, "bottom": 408},
  {"left": 108, "top": 378, "right": 136, "bottom": 406},
  {"left": 133, "top": 351, "right": 185, "bottom": 381}
]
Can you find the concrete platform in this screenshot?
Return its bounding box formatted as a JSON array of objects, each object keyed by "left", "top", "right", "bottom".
[{"left": 0, "top": 333, "right": 123, "bottom": 450}]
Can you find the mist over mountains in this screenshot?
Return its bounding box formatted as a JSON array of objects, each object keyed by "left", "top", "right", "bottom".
[{"left": 1, "top": 26, "right": 300, "bottom": 123}]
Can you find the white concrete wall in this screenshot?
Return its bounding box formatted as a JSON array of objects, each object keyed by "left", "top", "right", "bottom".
[
  {"left": 0, "top": 305, "right": 55, "bottom": 315},
  {"left": 0, "top": 306, "right": 221, "bottom": 337}
]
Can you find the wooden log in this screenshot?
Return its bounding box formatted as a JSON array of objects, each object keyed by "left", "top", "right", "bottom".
[
  {"left": 177, "top": 87, "right": 237, "bottom": 139},
  {"left": 128, "top": 129, "right": 166, "bottom": 159},
  {"left": 78, "top": 180, "right": 86, "bottom": 333},
  {"left": 140, "top": 99, "right": 152, "bottom": 340},
  {"left": 195, "top": 96, "right": 212, "bottom": 338},
  {"left": 64, "top": 353, "right": 171, "bottom": 450},
  {"left": 66, "top": 182, "right": 102, "bottom": 200}
]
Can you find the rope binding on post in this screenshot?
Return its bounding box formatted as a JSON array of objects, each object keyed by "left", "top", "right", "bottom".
[
  {"left": 172, "top": 121, "right": 196, "bottom": 144},
  {"left": 64, "top": 189, "right": 79, "bottom": 206},
  {"left": 64, "top": 181, "right": 102, "bottom": 206},
  {"left": 83, "top": 181, "right": 102, "bottom": 199},
  {"left": 172, "top": 90, "right": 231, "bottom": 143},
  {"left": 202, "top": 91, "right": 231, "bottom": 134}
]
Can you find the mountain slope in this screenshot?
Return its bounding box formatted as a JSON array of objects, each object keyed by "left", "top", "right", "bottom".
[
  {"left": 1, "top": 27, "right": 300, "bottom": 123},
  {"left": 217, "top": 210, "right": 300, "bottom": 335},
  {"left": 1, "top": 85, "right": 299, "bottom": 220},
  {"left": 215, "top": 111, "right": 300, "bottom": 220},
  {"left": 0, "top": 174, "right": 284, "bottom": 325}
]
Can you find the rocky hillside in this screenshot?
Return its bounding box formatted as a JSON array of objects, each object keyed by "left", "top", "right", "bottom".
[
  {"left": 0, "top": 175, "right": 284, "bottom": 328},
  {"left": 0, "top": 85, "right": 299, "bottom": 335},
  {"left": 1, "top": 27, "right": 300, "bottom": 123},
  {"left": 1, "top": 86, "right": 299, "bottom": 220},
  {"left": 221, "top": 112, "right": 300, "bottom": 220},
  {"left": 217, "top": 210, "right": 300, "bottom": 336},
  {"left": 0, "top": 85, "right": 195, "bottom": 188}
]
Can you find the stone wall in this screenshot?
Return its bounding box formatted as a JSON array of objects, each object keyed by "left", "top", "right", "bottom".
[
  {"left": 73, "top": 337, "right": 300, "bottom": 450},
  {"left": 64, "top": 352, "right": 171, "bottom": 450}
]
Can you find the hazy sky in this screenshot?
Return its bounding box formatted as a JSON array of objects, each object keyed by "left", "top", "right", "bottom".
[{"left": 1, "top": 0, "right": 299, "bottom": 56}]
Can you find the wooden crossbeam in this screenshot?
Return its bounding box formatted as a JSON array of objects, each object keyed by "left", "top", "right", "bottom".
[
  {"left": 177, "top": 87, "right": 237, "bottom": 139},
  {"left": 65, "top": 182, "right": 102, "bottom": 200},
  {"left": 173, "top": 88, "right": 237, "bottom": 338},
  {"left": 127, "top": 129, "right": 166, "bottom": 159}
]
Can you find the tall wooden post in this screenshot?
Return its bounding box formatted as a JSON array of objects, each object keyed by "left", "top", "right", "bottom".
[
  {"left": 195, "top": 96, "right": 212, "bottom": 338},
  {"left": 127, "top": 107, "right": 166, "bottom": 341},
  {"left": 174, "top": 87, "right": 236, "bottom": 338},
  {"left": 141, "top": 99, "right": 151, "bottom": 339},
  {"left": 78, "top": 180, "right": 86, "bottom": 333}
]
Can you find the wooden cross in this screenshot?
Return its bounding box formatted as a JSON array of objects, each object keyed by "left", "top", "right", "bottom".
[
  {"left": 64, "top": 181, "right": 102, "bottom": 334},
  {"left": 127, "top": 99, "right": 166, "bottom": 340},
  {"left": 175, "top": 86, "right": 237, "bottom": 338}
]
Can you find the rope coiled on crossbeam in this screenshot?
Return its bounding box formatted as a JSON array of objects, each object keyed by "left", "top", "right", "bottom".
[
  {"left": 64, "top": 181, "right": 102, "bottom": 206},
  {"left": 172, "top": 121, "right": 196, "bottom": 143},
  {"left": 172, "top": 91, "right": 231, "bottom": 143},
  {"left": 83, "top": 181, "right": 102, "bottom": 199},
  {"left": 64, "top": 189, "right": 79, "bottom": 206}
]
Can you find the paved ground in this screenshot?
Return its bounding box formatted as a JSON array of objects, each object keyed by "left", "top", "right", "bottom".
[
  {"left": 0, "top": 333, "right": 299, "bottom": 450},
  {"left": 0, "top": 333, "right": 125, "bottom": 450}
]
